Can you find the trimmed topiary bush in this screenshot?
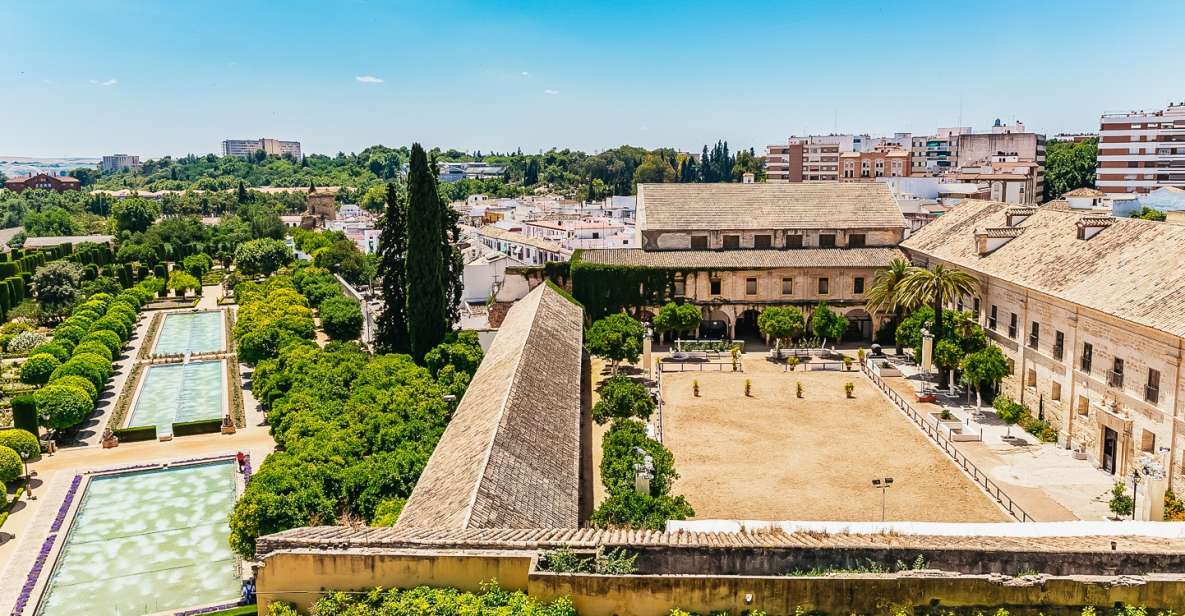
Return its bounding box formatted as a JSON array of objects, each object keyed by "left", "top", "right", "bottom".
[
  {"left": 51, "top": 324, "right": 87, "bottom": 346},
  {"left": 12, "top": 395, "right": 38, "bottom": 436},
  {"left": 0, "top": 445, "right": 22, "bottom": 483},
  {"left": 80, "top": 330, "right": 122, "bottom": 356},
  {"left": 72, "top": 341, "right": 113, "bottom": 362},
  {"left": 19, "top": 353, "right": 61, "bottom": 385},
  {"left": 29, "top": 342, "right": 70, "bottom": 363},
  {"left": 34, "top": 383, "right": 94, "bottom": 430},
  {"left": 90, "top": 315, "right": 130, "bottom": 341},
  {"left": 50, "top": 354, "right": 111, "bottom": 391},
  {"left": 50, "top": 375, "right": 99, "bottom": 404},
  {"left": 0, "top": 428, "right": 39, "bottom": 460}
]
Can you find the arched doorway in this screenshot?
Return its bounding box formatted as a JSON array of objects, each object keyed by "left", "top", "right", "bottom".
[
  {"left": 843, "top": 308, "right": 872, "bottom": 342},
  {"left": 735, "top": 308, "right": 761, "bottom": 341},
  {"left": 701, "top": 309, "right": 730, "bottom": 340}
]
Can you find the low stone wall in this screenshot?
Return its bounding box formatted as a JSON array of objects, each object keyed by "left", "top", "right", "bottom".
[{"left": 254, "top": 547, "right": 1185, "bottom": 616}]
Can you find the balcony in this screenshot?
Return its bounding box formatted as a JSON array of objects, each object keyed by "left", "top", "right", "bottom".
[
  {"left": 1108, "top": 370, "right": 1124, "bottom": 388},
  {"left": 1145, "top": 384, "right": 1160, "bottom": 404}
]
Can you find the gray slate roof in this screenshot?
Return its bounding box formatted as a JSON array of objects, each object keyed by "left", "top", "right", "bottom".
[
  {"left": 636, "top": 182, "right": 907, "bottom": 232},
  {"left": 902, "top": 199, "right": 1185, "bottom": 338},
  {"left": 396, "top": 283, "right": 584, "bottom": 530},
  {"left": 578, "top": 247, "right": 905, "bottom": 270}
]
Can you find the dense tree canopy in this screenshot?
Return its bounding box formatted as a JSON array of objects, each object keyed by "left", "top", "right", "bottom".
[
  {"left": 586, "top": 313, "right": 646, "bottom": 371},
  {"left": 1044, "top": 138, "right": 1098, "bottom": 201}
]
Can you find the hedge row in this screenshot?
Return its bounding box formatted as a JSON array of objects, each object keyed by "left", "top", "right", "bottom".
[
  {"left": 31, "top": 281, "right": 158, "bottom": 432},
  {"left": 171, "top": 418, "right": 223, "bottom": 436},
  {"left": 0, "top": 243, "right": 71, "bottom": 320},
  {"left": 112, "top": 425, "right": 157, "bottom": 442}
]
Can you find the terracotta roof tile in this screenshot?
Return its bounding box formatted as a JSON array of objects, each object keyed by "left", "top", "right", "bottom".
[{"left": 577, "top": 247, "right": 905, "bottom": 270}]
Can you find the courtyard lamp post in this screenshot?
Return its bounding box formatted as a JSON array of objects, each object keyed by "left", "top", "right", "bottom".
[
  {"left": 871, "top": 477, "right": 893, "bottom": 521},
  {"left": 1131, "top": 468, "right": 1141, "bottom": 521},
  {"left": 20, "top": 450, "right": 34, "bottom": 500}
]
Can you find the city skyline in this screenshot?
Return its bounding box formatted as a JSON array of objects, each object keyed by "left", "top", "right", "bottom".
[{"left": 2, "top": 0, "right": 1183, "bottom": 158}]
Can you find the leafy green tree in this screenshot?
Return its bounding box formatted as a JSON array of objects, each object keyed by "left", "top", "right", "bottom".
[
  {"left": 1134, "top": 206, "right": 1167, "bottom": 222},
  {"left": 810, "top": 302, "right": 849, "bottom": 345},
  {"left": 19, "top": 353, "right": 61, "bottom": 385},
  {"left": 633, "top": 154, "right": 676, "bottom": 184},
  {"left": 319, "top": 295, "right": 363, "bottom": 341},
  {"left": 591, "top": 491, "right": 694, "bottom": 530},
  {"left": 376, "top": 182, "right": 410, "bottom": 354},
  {"left": 23, "top": 207, "right": 81, "bottom": 237},
  {"left": 423, "top": 331, "right": 484, "bottom": 380},
  {"left": 167, "top": 270, "right": 200, "bottom": 294},
  {"left": 593, "top": 376, "right": 656, "bottom": 425},
  {"left": 960, "top": 345, "right": 1009, "bottom": 409},
  {"left": 313, "top": 238, "right": 369, "bottom": 285},
  {"left": 1109, "top": 481, "right": 1135, "bottom": 518},
  {"left": 586, "top": 313, "right": 645, "bottom": 372},
  {"left": 370, "top": 497, "right": 406, "bottom": 526},
  {"left": 405, "top": 144, "right": 450, "bottom": 361},
  {"left": 33, "top": 383, "right": 93, "bottom": 429},
  {"left": 182, "top": 253, "right": 214, "bottom": 278},
  {"left": 234, "top": 238, "right": 292, "bottom": 276},
  {"left": 1044, "top": 138, "right": 1098, "bottom": 201},
  {"left": 0, "top": 428, "right": 39, "bottom": 460},
  {"left": 757, "top": 306, "right": 805, "bottom": 349},
  {"left": 651, "top": 302, "right": 701, "bottom": 342},
  {"left": 111, "top": 197, "right": 160, "bottom": 233},
  {"left": 34, "top": 261, "right": 84, "bottom": 318},
  {"left": 992, "top": 396, "right": 1026, "bottom": 438},
  {"left": 524, "top": 157, "right": 541, "bottom": 186}
]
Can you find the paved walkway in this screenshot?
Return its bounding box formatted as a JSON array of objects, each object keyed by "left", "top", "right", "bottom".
[{"left": 876, "top": 356, "right": 1115, "bottom": 521}]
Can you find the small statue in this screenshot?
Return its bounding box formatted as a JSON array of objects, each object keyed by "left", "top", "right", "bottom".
[
  {"left": 101, "top": 427, "right": 119, "bottom": 448},
  {"left": 221, "top": 413, "right": 237, "bottom": 434}
]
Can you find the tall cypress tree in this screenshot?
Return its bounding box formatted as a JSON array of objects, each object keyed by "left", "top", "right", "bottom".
[
  {"left": 405, "top": 143, "right": 448, "bottom": 361},
  {"left": 375, "top": 181, "right": 410, "bottom": 354}
]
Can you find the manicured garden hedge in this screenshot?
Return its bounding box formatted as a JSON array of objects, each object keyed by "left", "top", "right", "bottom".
[
  {"left": 171, "top": 418, "right": 223, "bottom": 436},
  {"left": 11, "top": 395, "right": 38, "bottom": 435},
  {"left": 112, "top": 425, "right": 157, "bottom": 442}
]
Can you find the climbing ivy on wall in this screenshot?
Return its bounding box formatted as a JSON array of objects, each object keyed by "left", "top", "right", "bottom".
[{"left": 570, "top": 251, "right": 688, "bottom": 320}]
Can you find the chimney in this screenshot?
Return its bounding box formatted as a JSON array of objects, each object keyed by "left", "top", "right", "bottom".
[
  {"left": 975, "top": 227, "right": 1024, "bottom": 255},
  {"left": 1076, "top": 216, "right": 1115, "bottom": 240}
]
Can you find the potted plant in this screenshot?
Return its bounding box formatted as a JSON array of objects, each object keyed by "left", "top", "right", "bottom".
[
  {"left": 844, "top": 382, "right": 855, "bottom": 398},
  {"left": 692, "top": 380, "right": 700, "bottom": 398},
  {"left": 786, "top": 356, "right": 799, "bottom": 372},
  {"left": 796, "top": 382, "right": 803, "bottom": 399},
  {"left": 843, "top": 356, "right": 854, "bottom": 371},
  {"left": 744, "top": 379, "right": 752, "bottom": 397}
]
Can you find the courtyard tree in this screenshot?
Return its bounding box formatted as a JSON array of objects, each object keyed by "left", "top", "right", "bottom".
[
  {"left": 111, "top": 197, "right": 160, "bottom": 234},
  {"left": 318, "top": 295, "right": 364, "bottom": 341},
  {"left": 992, "top": 395, "right": 1026, "bottom": 438},
  {"left": 182, "top": 253, "right": 214, "bottom": 279},
  {"left": 898, "top": 264, "right": 978, "bottom": 342},
  {"left": 0, "top": 428, "right": 39, "bottom": 460},
  {"left": 375, "top": 181, "right": 410, "bottom": 354},
  {"left": 234, "top": 238, "right": 292, "bottom": 277},
  {"left": 959, "top": 345, "right": 1009, "bottom": 409},
  {"left": 865, "top": 257, "right": 915, "bottom": 354},
  {"left": 33, "top": 383, "right": 94, "bottom": 429},
  {"left": 167, "top": 270, "right": 200, "bottom": 296},
  {"left": 933, "top": 339, "right": 965, "bottom": 389},
  {"left": 593, "top": 376, "right": 656, "bottom": 424},
  {"left": 810, "top": 302, "right": 848, "bottom": 347},
  {"left": 34, "top": 261, "right": 85, "bottom": 319},
  {"left": 586, "top": 313, "right": 645, "bottom": 373},
  {"left": 757, "top": 306, "right": 805, "bottom": 351},
  {"left": 651, "top": 302, "right": 701, "bottom": 342}
]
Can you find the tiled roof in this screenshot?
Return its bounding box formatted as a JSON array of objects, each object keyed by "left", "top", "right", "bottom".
[
  {"left": 396, "top": 284, "right": 584, "bottom": 530},
  {"left": 636, "top": 183, "right": 906, "bottom": 232},
  {"left": 256, "top": 526, "right": 1185, "bottom": 558},
  {"left": 577, "top": 247, "right": 906, "bottom": 270},
  {"left": 476, "top": 225, "right": 568, "bottom": 254},
  {"left": 1063, "top": 188, "right": 1105, "bottom": 198},
  {"left": 902, "top": 199, "right": 1185, "bottom": 338}
]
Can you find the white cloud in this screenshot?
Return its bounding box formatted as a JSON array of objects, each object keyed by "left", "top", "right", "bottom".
[
  {"left": 521, "top": 71, "right": 530, "bottom": 76},
  {"left": 355, "top": 75, "right": 384, "bottom": 84},
  {"left": 89, "top": 78, "right": 118, "bottom": 86},
  {"left": 543, "top": 89, "right": 559, "bottom": 95}
]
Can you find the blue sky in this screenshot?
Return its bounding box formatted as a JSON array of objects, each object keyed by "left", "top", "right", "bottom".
[{"left": 3, "top": 0, "right": 1183, "bottom": 158}]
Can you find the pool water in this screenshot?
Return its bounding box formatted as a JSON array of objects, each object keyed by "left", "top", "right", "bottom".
[
  {"left": 153, "top": 311, "right": 225, "bottom": 356},
  {"left": 36, "top": 461, "right": 241, "bottom": 616},
  {"left": 127, "top": 360, "right": 225, "bottom": 434}
]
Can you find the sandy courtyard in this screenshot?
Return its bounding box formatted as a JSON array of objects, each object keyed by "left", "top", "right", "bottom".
[{"left": 659, "top": 357, "right": 1007, "bottom": 522}]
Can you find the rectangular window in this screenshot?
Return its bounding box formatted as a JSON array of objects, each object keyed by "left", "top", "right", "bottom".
[
  {"left": 848, "top": 233, "right": 866, "bottom": 248},
  {"left": 722, "top": 235, "right": 740, "bottom": 249},
  {"left": 1008, "top": 313, "right": 1018, "bottom": 338},
  {"left": 1081, "top": 342, "right": 1093, "bottom": 373},
  {"left": 854, "top": 277, "right": 865, "bottom": 294},
  {"left": 1051, "top": 381, "right": 1062, "bottom": 401},
  {"left": 1110, "top": 358, "right": 1124, "bottom": 388},
  {"left": 1054, "top": 331, "right": 1065, "bottom": 361},
  {"left": 818, "top": 277, "right": 830, "bottom": 295},
  {"left": 1028, "top": 321, "right": 1039, "bottom": 348},
  {"left": 710, "top": 278, "right": 721, "bottom": 295},
  {"left": 690, "top": 235, "right": 708, "bottom": 249},
  {"left": 745, "top": 277, "right": 757, "bottom": 295},
  {"left": 973, "top": 298, "right": 980, "bottom": 316},
  {"left": 1147, "top": 369, "right": 1161, "bottom": 404},
  {"left": 989, "top": 305, "right": 998, "bottom": 330},
  {"left": 819, "top": 234, "right": 836, "bottom": 248},
  {"left": 785, "top": 234, "right": 803, "bottom": 249},
  {"left": 673, "top": 275, "right": 686, "bottom": 297},
  {"left": 781, "top": 277, "right": 793, "bottom": 295},
  {"left": 754, "top": 234, "right": 772, "bottom": 249}
]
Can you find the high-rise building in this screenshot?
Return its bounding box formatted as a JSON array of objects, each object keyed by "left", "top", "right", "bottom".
[
  {"left": 100, "top": 154, "right": 140, "bottom": 173},
  {"left": 766, "top": 135, "right": 857, "bottom": 182},
  {"left": 1096, "top": 102, "right": 1185, "bottom": 194},
  {"left": 221, "top": 137, "right": 302, "bottom": 159}
]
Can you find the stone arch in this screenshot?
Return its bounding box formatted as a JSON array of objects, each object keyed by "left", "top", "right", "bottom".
[{"left": 843, "top": 308, "right": 873, "bottom": 342}]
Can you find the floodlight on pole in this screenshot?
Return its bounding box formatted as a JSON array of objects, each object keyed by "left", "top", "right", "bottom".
[{"left": 871, "top": 477, "right": 894, "bottom": 521}]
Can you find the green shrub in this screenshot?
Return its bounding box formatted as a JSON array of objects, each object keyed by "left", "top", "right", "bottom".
[
  {"left": 0, "top": 429, "right": 39, "bottom": 460},
  {"left": 112, "top": 425, "right": 157, "bottom": 442},
  {"left": 50, "top": 374, "right": 99, "bottom": 403},
  {"left": 7, "top": 330, "right": 47, "bottom": 354},
  {"left": 34, "top": 383, "right": 94, "bottom": 429},
  {"left": 19, "top": 353, "right": 61, "bottom": 385},
  {"left": 90, "top": 315, "right": 130, "bottom": 341},
  {"left": 12, "top": 395, "right": 38, "bottom": 435},
  {"left": 593, "top": 376, "right": 656, "bottom": 425},
  {"left": 307, "top": 583, "right": 575, "bottom": 616},
  {"left": 51, "top": 323, "right": 86, "bottom": 346},
  {"left": 371, "top": 497, "right": 406, "bottom": 526},
  {"left": 51, "top": 353, "right": 111, "bottom": 390},
  {"left": 1110, "top": 482, "right": 1135, "bottom": 518},
  {"left": 70, "top": 308, "right": 102, "bottom": 324},
  {"left": 318, "top": 295, "right": 363, "bottom": 340},
  {"left": 171, "top": 418, "right": 223, "bottom": 436},
  {"left": 29, "top": 342, "right": 70, "bottom": 363},
  {"left": 0, "top": 445, "right": 22, "bottom": 482},
  {"left": 80, "top": 329, "right": 122, "bottom": 356},
  {"left": 72, "top": 340, "right": 113, "bottom": 362}
]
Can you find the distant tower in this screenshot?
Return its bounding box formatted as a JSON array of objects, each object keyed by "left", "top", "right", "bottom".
[{"left": 301, "top": 188, "right": 337, "bottom": 229}]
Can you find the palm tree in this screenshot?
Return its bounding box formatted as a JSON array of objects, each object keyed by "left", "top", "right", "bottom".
[
  {"left": 898, "top": 264, "right": 979, "bottom": 339},
  {"left": 864, "top": 258, "right": 915, "bottom": 353}
]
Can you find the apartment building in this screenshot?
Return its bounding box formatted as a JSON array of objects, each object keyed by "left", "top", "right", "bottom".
[
  {"left": 1097, "top": 101, "right": 1185, "bottom": 195},
  {"left": 100, "top": 154, "right": 140, "bottom": 173},
  {"left": 838, "top": 148, "right": 911, "bottom": 182},
  {"left": 902, "top": 200, "right": 1185, "bottom": 489},
  {"left": 766, "top": 135, "right": 859, "bottom": 182},
  {"left": 221, "top": 137, "right": 302, "bottom": 159},
  {"left": 950, "top": 126, "right": 1045, "bottom": 204},
  {"left": 910, "top": 128, "right": 969, "bottom": 177}
]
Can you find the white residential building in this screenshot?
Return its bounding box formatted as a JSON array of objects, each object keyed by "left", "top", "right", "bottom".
[
  {"left": 222, "top": 137, "right": 301, "bottom": 159},
  {"left": 100, "top": 154, "right": 140, "bottom": 173},
  {"left": 1097, "top": 101, "right": 1185, "bottom": 195}
]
